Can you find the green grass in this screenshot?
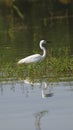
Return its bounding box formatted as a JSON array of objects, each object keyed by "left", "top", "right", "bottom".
[{"left": 0, "top": 48, "right": 73, "bottom": 82}]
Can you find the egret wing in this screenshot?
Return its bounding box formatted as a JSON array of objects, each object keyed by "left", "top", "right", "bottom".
[{"left": 18, "top": 54, "right": 42, "bottom": 64}]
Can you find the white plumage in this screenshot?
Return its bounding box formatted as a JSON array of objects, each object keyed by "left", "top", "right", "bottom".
[{"left": 17, "top": 40, "right": 47, "bottom": 64}]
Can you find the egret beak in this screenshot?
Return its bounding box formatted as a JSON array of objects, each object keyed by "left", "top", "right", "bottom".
[
  {"left": 47, "top": 40, "right": 51, "bottom": 43},
  {"left": 46, "top": 41, "right": 51, "bottom": 45}
]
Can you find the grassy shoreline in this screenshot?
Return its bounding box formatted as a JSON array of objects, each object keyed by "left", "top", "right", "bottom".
[{"left": 0, "top": 48, "right": 73, "bottom": 82}]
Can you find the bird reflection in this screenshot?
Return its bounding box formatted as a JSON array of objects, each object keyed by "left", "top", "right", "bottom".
[
  {"left": 24, "top": 78, "right": 40, "bottom": 86},
  {"left": 34, "top": 110, "right": 48, "bottom": 130},
  {"left": 24, "top": 77, "right": 53, "bottom": 98},
  {"left": 42, "top": 82, "right": 53, "bottom": 98}
]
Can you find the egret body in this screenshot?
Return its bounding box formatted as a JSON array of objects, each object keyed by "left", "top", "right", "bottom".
[{"left": 17, "top": 40, "right": 48, "bottom": 64}]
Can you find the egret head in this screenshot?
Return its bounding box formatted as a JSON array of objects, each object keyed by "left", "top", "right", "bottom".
[
  {"left": 40, "top": 40, "right": 47, "bottom": 48},
  {"left": 40, "top": 40, "right": 47, "bottom": 45},
  {"left": 40, "top": 40, "right": 51, "bottom": 46}
]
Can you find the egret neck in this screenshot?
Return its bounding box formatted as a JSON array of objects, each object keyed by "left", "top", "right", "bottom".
[{"left": 40, "top": 42, "right": 46, "bottom": 59}]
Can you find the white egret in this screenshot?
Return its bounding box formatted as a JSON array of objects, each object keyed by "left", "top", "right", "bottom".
[{"left": 17, "top": 40, "right": 49, "bottom": 64}]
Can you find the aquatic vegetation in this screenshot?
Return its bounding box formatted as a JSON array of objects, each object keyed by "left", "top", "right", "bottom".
[{"left": 0, "top": 48, "right": 73, "bottom": 82}]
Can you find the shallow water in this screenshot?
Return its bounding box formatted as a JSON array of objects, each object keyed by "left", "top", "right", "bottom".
[
  {"left": 0, "top": 81, "right": 73, "bottom": 130},
  {"left": 0, "top": 6, "right": 73, "bottom": 130}
]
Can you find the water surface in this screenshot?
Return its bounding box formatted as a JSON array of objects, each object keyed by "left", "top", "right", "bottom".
[
  {"left": 0, "top": 81, "right": 73, "bottom": 130},
  {"left": 0, "top": 6, "right": 73, "bottom": 130}
]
